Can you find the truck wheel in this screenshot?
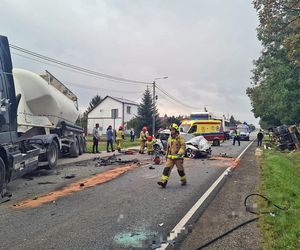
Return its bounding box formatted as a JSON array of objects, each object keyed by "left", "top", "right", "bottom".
[
  {"left": 78, "top": 136, "right": 84, "bottom": 155},
  {"left": 186, "top": 148, "right": 196, "bottom": 158},
  {"left": 0, "top": 157, "right": 7, "bottom": 197},
  {"left": 70, "top": 137, "right": 79, "bottom": 157},
  {"left": 212, "top": 139, "right": 220, "bottom": 146},
  {"left": 46, "top": 141, "right": 58, "bottom": 170}
]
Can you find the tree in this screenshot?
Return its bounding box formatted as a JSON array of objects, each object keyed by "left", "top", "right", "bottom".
[
  {"left": 87, "top": 95, "right": 102, "bottom": 113},
  {"left": 127, "top": 88, "right": 160, "bottom": 135},
  {"left": 247, "top": 0, "right": 300, "bottom": 128},
  {"left": 81, "top": 95, "right": 102, "bottom": 130},
  {"left": 136, "top": 88, "right": 160, "bottom": 135},
  {"left": 160, "top": 115, "right": 181, "bottom": 129},
  {"left": 229, "top": 115, "right": 236, "bottom": 125}
]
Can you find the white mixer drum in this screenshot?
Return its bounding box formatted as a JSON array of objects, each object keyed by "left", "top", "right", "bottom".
[{"left": 13, "top": 68, "right": 79, "bottom": 131}]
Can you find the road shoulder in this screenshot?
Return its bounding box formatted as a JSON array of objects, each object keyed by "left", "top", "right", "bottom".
[{"left": 180, "top": 143, "right": 261, "bottom": 250}]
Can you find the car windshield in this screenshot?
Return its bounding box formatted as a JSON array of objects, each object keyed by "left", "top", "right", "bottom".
[
  {"left": 182, "top": 133, "right": 194, "bottom": 141},
  {"left": 179, "top": 125, "right": 190, "bottom": 133},
  {"left": 240, "top": 128, "right": 249, "bottom": 133}
]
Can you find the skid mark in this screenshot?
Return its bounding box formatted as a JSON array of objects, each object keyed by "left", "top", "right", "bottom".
[{"left": 12, "top": 164, "right": 140, "bottom": 209}]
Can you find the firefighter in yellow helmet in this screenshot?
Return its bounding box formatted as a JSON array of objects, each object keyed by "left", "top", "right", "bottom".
[
  {"left": 116, "top": 125, "right": 125, "bottom": 152},
  {"left": 157, "top": 123, "right": 186, "bottom": 188}
]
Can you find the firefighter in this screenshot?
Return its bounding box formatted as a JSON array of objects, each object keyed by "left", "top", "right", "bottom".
[
  {"left": 146, "top": 136, "right": 155, "bottom": 155},
  {"left": 157, "top": 123, "right": 186, "bottom": 188},
  {"left": 116, "top": 125, "right": 125, "bottom": 152},
  {"left": 139, "top": 127, "right": 148, "bottom": 154}
]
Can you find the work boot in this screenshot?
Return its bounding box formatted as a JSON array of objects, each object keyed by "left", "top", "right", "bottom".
[
  {"left": 181, "top": 180, "right": 187, "bottom": 186},
  {"left": 157, "top": 181, "right": 167, "bottom": 188}
]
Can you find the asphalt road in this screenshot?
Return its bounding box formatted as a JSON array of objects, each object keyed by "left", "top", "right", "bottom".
[{"left": 0, "top": 138, "right": 254, "bottom": 250}]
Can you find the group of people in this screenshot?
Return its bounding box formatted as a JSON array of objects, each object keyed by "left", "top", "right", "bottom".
[
  {"left": 92, "top": 122, "right": 187, "bottom": 188},
  {"left": 92, "top": 124, "right": 127, "bottom": 153},
  {"left": 138, "top": 124, "right": 187, "bottom": 188}
]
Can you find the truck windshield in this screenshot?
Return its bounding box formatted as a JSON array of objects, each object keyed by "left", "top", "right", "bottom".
[{"left": 179, "top": 125, "right": 190, "bottom": 133}]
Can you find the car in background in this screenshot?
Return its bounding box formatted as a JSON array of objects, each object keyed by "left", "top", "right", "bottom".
[{"left": 154, "top": 129, "right": 211, "bottom": 158}]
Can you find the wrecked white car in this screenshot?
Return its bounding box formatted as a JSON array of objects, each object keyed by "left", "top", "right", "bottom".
[
  {"left": 154, "top": 130, "right": 211, "bottom": 158},
  {"left": 185, "top": 136, "right": 212, "bottom": 158}
]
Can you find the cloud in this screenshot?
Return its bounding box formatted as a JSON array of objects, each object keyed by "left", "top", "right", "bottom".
[{"left": 0, "top": 0, "right": 261, "bottom": 126}]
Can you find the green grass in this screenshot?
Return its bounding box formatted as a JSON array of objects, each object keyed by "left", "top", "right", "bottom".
[
  {"left": 85, "top": 135, "right": 140, "bottom": 152},
  {"left": 259, "top": 150, "right": 300, "bottom": 250}
]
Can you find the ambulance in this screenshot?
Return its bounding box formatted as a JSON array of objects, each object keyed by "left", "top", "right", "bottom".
[{"left": 179, "top": 119, "right": 224, "bottom": 146}]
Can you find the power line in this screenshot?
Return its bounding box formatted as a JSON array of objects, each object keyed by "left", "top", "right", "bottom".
[
  {"left": 10, "top": 44, "right": 150, "bottom": 85},
  {"left": 156, "top": 88, "right": 195, "bottom": 111},
  {"left": 63, "top": 81, "right": 143, "bottom": 94},
  {"left": 156, "top": 84, "right": 203, "bottom": 110},
  {"left": 11, "top": 51, "right": 152, "bottom": 86}
]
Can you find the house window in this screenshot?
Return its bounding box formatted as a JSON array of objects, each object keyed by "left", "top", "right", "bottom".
[{"left": 127, "top": 106, "right": 131, "bottom": 114}]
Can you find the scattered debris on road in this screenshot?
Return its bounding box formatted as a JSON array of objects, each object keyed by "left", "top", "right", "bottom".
[
  {"left": 38, "top": 181, "right": 56, "bottom": 185},
  {"left": 63, "top": 174, "right": 76, "bottom": 179},
  {"left": 12, "top": 163, "right": 141, "bottom": 209},
  {"left": 94, "top": 155, "right": 139, "bottom": 167}
]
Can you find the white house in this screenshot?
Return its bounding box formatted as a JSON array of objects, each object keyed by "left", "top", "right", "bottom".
[{"left": 87, "top": 96, "right": 139, "bottom": 134}]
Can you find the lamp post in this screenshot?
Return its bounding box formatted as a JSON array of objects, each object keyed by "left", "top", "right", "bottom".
[{"left": 152, "top": 76, "right": 168, "bottom": 136}]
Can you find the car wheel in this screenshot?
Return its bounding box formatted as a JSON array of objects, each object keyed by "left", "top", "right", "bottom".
[
  {"left": 212, "top": 139, "right": 220, "bottom": 146},
  {"left": 186, "top": 148, "right": 196, "bottom": 159},
  {"left": 154, "top": 144, "right": 161, "bottom": 153}
]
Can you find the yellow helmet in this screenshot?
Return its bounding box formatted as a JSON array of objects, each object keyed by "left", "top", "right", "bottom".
[{"left": 170, "top": 123, "right": 179, "bottom": 131}]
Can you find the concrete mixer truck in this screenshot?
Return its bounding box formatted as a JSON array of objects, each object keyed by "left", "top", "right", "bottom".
[{"left": 0, "top": 35, "right": 85, "bottom": 197}]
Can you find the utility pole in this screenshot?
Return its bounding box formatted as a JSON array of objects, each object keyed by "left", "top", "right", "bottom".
[
  {"left": 152, "top": 80, "right": 156, "bottom": 137},
  {"left": 152, "top": 77, "right": 168, "bottom": 136}
]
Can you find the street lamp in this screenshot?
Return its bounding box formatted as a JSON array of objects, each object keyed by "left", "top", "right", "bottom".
[{"left": 152, "top": 76, "right": 168, "bottom": 136}]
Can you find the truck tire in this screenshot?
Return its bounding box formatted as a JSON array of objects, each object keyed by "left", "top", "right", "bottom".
[
  {"left": 70, "top": 137, "right": 79, "bottom": 157},
  {"left": 0, "top": 157, "right": 7, "bottom": 197},
  {"left": 212, "top": 139, "right": 220, "bottom": 146},
  {"left": 46, "top": 141, "right": 58, "bottom": 170},
  {"left": 78, "top": 136, "right": 84, "bottom": 155}
]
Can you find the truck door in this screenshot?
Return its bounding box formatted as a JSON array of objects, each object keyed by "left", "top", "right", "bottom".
[
  {"left": 0, "top": 66, "right": 11, "bottom": 142},
  {"left": 0, "top": 35, "right": 17, "bottom": 143}
]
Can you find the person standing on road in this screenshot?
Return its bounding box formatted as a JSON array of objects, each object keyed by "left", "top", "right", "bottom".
[
  {"left": 157, "top": 123, "right": 186, "bottom": 188},
  {"left": 232, "top": 127, "right": 241, "bottom": 146},
  {"left": 130, "top": 128, "right": 135, "bottom": 142},
  {"left": 106, "top": 125, "right": 114, "bottom": 152},
  {"left": 139, "top": 127, "right": 148, "bottom": 154},
  {"left": 116, "top": 125, "right": 125, "bottom": 152},
  {"left": 92, "top": 123, "right": 101, "bottom": 153},
  {"left": 257, "top": 129, "right": 264, "bottom": 147},
  {"left": 146, "top": 136, "right": 155, "bottom": 155}
]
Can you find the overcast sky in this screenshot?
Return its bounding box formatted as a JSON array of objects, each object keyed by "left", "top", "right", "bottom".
[{"left": 0, "top": 0, "right": 261, "bottom": 126}]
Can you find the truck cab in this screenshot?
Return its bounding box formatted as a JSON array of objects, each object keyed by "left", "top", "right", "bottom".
[{"left": 0, "top": 36, "right": 41, "bottom": 197}]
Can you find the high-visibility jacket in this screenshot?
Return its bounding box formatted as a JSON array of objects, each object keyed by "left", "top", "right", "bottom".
[
  {"left": 116, "top": 130, "right": 124, "bottom": 140},
  {"left": 146, "top": 139, "right": 155, "bottom": 151},
  {"left": 166, "top": 134, "right": 185, "bottom": 159},
  {"left": 236, "top": 129, "right": 240, "bottom": 136},
  {"left": 140, "top": 131, "right": 147, "bottom": 141}
]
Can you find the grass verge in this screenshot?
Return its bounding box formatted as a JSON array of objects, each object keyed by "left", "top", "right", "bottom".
[
  {"left": 85, "top": 135, "right": 140, "bottom": 153},
  {"left": 259, "top": 150, "right": 300, "bottom": 250}
]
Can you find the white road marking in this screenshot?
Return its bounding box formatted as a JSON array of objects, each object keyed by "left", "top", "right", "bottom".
[{"left": 158, "top": 139, "right": 255, "bottom": 249}]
